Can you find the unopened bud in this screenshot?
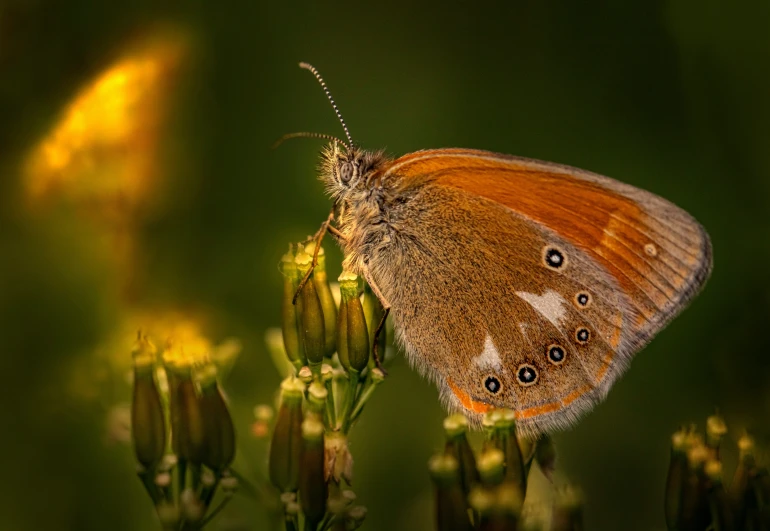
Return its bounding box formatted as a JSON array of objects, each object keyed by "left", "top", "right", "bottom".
[
  {"left": 306, "top": 243, "right": 338, "bottom": 358},
  {"left": 269, "top": 378, "right": 305, "bottom": 491},
  {"left": 477, "top": 448, "right": 505, "bottom": 486},
  {"left": 280, "top": 249, "right": 306, "bottom": 370},
  {"left": 665, "top": 427, "right": 689, "bottom": 529},
  {"left": 493, "top": 409, "right": 527, "bottom": 493},
  {"left": 706, "top": 414, "right": 727, "bottom": 453},
  {"left": 429, "top": 453, "right": 473, "bottom": 531},
  {"left": 443, "top": 414, "right": 479, "bottom": 497},
  {"left": 196, "top": 362, "right": 235, "bottom": 471},
  {"left": 299, "top": 416, "right": 327, "bottom": 530},
  {"left": 131, "top": 334, "right": 166, "bottom": 469},
  {"left": 362, "top": 283, "right": 387, "bottom": 367},
  {"left": 296, "top": 252, "right": 326, "bottom": 372},
  {"left": 337, "top": 272, "right": 369, "bottom": 372},
  {"left": 168, "top": 365, "right": 205, "bottom": 464}
]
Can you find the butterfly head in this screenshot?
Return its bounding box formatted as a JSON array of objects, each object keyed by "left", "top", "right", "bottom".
[{"left": 319, "top": 141, "right": 387, "bottom": 201}]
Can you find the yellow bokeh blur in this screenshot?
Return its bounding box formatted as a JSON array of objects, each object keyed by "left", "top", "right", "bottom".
[{"left": 24, "top": 32, "right": 186, "bottom": 212}]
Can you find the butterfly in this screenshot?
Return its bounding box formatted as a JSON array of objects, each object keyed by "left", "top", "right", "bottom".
[{"left": 289, "top": 63, "right": 712, "bottom": 436}]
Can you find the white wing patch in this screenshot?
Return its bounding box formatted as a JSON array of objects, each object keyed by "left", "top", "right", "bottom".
[
  {"left": 516, "top": 290, "right": 567, "bottom": 328},
  {"left": 473, "top": 334, "right": 502, "bottom": 371}
]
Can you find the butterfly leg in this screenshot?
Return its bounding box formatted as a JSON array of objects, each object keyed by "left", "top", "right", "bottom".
[
  {"left": 293, "top": 209, "right": 341, "bottom": 304},
  {"left": 327, "top": 224, "right": 346, "bottom": 243},
  {"left": 362, "top": 269, "right": 391, "bottom": 373}
]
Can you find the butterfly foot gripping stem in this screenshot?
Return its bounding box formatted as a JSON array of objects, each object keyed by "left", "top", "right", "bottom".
[{"left": 292, "top": 209, "right": 341, "bottom": 305}]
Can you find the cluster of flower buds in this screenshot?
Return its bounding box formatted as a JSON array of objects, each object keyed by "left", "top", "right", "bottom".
[
  {"left": 665, "top": 414, "right": 770, "bottom": 530},
  {"left": 263, "top": 242, "right": 391, "bottom": 530},
  {"left": 430, "top": 410, "right": 582, "bottom": 531},
  {"left": 130, "top": 332, "right": 237, "bottom": 530}
]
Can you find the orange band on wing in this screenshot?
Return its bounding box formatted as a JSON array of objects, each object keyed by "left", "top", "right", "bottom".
[
  {"left": 448, "top": 378, "right": 599, "bottom": 421},
  {"left": 447, "top": 378, "right": 493, "bottom": 414},
  {"left": 561, "top": 384, "right": 593, "bottom": 407},
  {"left": 514, "top": 401, "right": 561, "bottom": 420}
]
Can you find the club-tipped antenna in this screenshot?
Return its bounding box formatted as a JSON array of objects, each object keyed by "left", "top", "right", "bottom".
[
  {"left": 299, "top": 62, "right": 354, "bottom": 148},
  {"left": 271, "top": 131, "right": 350, "bottom": 151}
]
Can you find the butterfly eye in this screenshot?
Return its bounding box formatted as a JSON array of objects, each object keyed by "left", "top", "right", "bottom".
[
  {"left": 542, "top": 246, "right": 567, "bottom": 270},
  {"left": 546, "top": 344, "right": 566, "bottom": 365},
  {"left": 483, "top": 375, "right": 502, "bottom": 395},
  {"left": 339, "top": 161, "right": 355, "bottom": 184},
  {"left": 516, "top": 364, "right": 539, "bottom": 387},
  {"left": 575, "top": 327, "right": 591, "bottom": 344}
]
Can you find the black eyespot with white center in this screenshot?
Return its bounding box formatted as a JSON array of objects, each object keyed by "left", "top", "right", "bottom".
[
  {"left": 516, "top": 364, "right": 539, "bottom": 387},
  {"left": 574, "top": 291, "right": 591, "bottom": 309},
  {"left": 484, "top": 376, "right": 502, "bottom": 395},
  {"left": 542, "top": 246, "right": 567, "bottom": 270},
  {"left": 547, "top": 344, "right": 566, "bottom": 365},
  {"left": 575, "top": 327, "right": 591, "bottom": 344}
]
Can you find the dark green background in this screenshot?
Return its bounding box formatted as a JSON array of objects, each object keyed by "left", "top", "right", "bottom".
[{"left": 2, "top": 1, "right": 769, "bottom": 530}]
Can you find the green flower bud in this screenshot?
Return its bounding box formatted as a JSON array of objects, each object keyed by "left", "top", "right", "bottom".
[
  {"left": 732, "top": 435, "right": 757, "bottom": 529},
  {"left": 429, "top": 453, "right": 473, "bottom": 531},
  {"left": 476, "top": 484, "right": 523, "bottom": 531},
  {"left": 195, "top": 362, "right": 235, "bottom": 472},
  {"left": 299, "top": 416, "right": 327, "bottom": 530},
  {"left": 131, "top": 334, "right": 166, "bottom": 470},
  {"left": 338, "top": 271, "right": 369, "bottom": 372},
  {"left": 495, "top": 483, "right": 523, "bottom": 517},
  {"left": 296, "top": 251, "right": 326, "bottom": 372},
  {"left": 478, "top": 448, "right": 505, "bottom": 486},
  {"left": 169, "top": 365, "right": 205, "bottom": 465},
  {"left": 705, "top": 460, "right": 735, "bottom": 531},
  {"left": 551, "top": 484, "right": 583, "bottom": 531},
  {"left": 491, "top": 409, "right": 526, "bottom": 494},
  {"left": 679, "top": 442, "right": 711, "bottom": 531},
  {"left": 362, "top": 283, "right": 387, "bottom": 367},
  {"left": 482, "top": 410, "right": 502, "bottom": 451},
  {"left": 269, "top": 378, "right": 305, "bottom": 492},
  {"left": 306, "top": 242, "right": 338, "bottom": 358},
  {"left": 706, "top": 414, "right": 727, "bottom": 455},
  {"left": 443, "top": 414, "right": 479, "bottom": 497},
  {"left": 468, "top": 485, "right": 495, "bottom": 519},
  {"left": 665, "top": 428, "right": 689, "bottom": 529},
  {"left": 280, "top": 249, "right": 306, "bottom": 370}
]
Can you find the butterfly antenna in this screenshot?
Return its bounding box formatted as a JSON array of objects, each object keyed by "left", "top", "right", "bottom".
[
  {"left": 272, "top": 131, "right": 350, "bottom": 151},
  {"left": 299, "top": 62, "right": 355, "bottom": 148}
]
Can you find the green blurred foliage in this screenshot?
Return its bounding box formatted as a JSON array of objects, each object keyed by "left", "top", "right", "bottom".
[{"left": 0, "top": 1, "right": 768, "bottom": 530}]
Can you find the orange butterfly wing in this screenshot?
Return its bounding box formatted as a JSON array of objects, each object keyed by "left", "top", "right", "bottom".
[
  {"left": 373, "top": 149, "right": 711, "bottom": 432},
  {"left": 383, "top": 148, "right": 711, "bottom": 343}
]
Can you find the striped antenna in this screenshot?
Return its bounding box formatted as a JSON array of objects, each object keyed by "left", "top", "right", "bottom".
[
  {"left": 299, "top": 62, "right": 354, "bottom": 147},
  {"left": 271, "top": 131, "right": 350, "bottom": 151}
]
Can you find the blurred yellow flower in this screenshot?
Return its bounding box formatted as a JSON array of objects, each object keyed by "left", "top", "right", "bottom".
[{"left": 24, "top": 32, "right": 185, "bottom": 211}]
